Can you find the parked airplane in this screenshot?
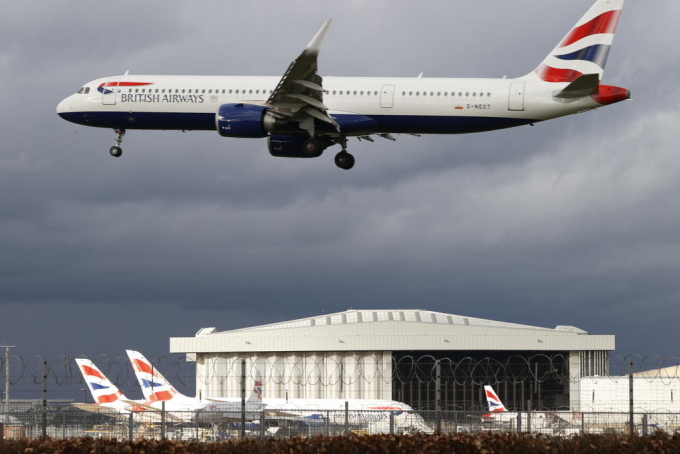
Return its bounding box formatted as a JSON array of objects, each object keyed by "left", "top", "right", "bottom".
[
  {"left": 56, "top": 0, "right": 629, "bottom": 170},
  {"left": 127, "top": 350, "right": 432, "bottom": 433},
  {"left": 73, "top": 358, "right": 150, "bottom": 418}
]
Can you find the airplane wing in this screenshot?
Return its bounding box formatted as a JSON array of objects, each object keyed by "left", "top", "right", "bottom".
[
  {"left": 266, "top": 20, "right": 339, "bottom": 136},
  {"left": 72, "top": 403, "right": 130, "bottom": 421}
]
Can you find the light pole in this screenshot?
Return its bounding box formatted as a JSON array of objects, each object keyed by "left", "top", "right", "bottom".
[{"left": 1, "top": 345, "right": 15, "bottom": 415}]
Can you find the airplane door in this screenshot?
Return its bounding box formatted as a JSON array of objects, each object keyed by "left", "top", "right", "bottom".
[
  {"left": 102, "top": 78, "right": 120, "bottom": 105},
  {"left": 508, "top": 82, "right": 525, "bottom": 111},
  {"left": 380, "top": 84, "right": 395, "bottom": 108}
]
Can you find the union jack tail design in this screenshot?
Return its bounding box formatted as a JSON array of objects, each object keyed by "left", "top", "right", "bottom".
[
  {"left": 483, "top": 386, "right": 507, "bottom": 413},
  {"left": 530, "top": 0, "right": 625, "bottom": 82},
  {"left": 126, "top": 350, "right": 185, "bottom": 402},
  {"left": 248, "top": 372, "right": 263, "bottom": 403},
  {"left": 75, "top": 358, "right": 126, "bottom": 405}
]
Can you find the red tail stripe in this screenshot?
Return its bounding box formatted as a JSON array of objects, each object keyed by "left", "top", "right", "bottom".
[
  {"left": 559, "top": 10, "right": 621, "bottom": 48},
  {"left": 96, "top": 391, "right": 122, "bottom": 403},
  {"left": 81, "top": 365, "right": 106, "bottom": 380},
  {"left": 149, "top": 390, "right": 175, "bottom": 402},
  {"left": 535, "top": 64, "right": 584, "bottom": 83},
  {"left": 133, "top": 358, "right": 155, "bottom": 375}
]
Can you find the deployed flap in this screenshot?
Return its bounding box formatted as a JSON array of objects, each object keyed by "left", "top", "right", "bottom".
[
  {"left": 555, "top": 73, "right": 600, "bottom": 99},
  {"left": 266, "top": 20, "right": 339, "bottom": 136}
]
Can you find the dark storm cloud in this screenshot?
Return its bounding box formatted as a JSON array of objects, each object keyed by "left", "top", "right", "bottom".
[{"left": 1, "top": 0, "right": 679, "bottom": 370}]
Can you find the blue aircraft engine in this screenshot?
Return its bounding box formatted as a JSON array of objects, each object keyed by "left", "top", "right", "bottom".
[{"left": 216, "top": 103, "right": 269, "bottom": 138}]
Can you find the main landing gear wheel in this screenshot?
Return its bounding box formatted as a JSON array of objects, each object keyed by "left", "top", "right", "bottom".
[
  {"left": 110, "top": 128, "right": 126, "bottom": 158},
  {"left": 335, "top": 151, "right": 355, "bottom": 170},
  {"left": 302, "top": 138, "right": 325, "bottom": 158}
]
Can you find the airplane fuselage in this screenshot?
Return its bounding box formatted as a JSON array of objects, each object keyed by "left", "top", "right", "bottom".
[{"left": 58, "top": 74, "right": 614, "bottom": 135}]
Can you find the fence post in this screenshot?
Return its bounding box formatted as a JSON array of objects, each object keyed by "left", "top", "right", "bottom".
[
  {"left": 260, "top": 409, "right": 265, "bottom": 439},
  {"left": 581, "top": 413, "right": 585, "bottom": 435},
  {"left": 435, "top": 360, "right": 441, "bottom": 433},
  {"left": 629, "top": 361, "right": 634, "bottom": 436},
  {"left": 642, "top": 414, "right": 648, "bottom": 436},
  {"left": 326, "top": 410, "right": 330, "bottom": 436},
  {"left": 517, "top": 412, "right": 522, "bottom": 433},
  {"left": 240, "top": 360, "right": 246, "bottom": 440},
  {"left": 526, "top": 400, "right": 532, "bottom": 433},
  {"left": 389, "top": 411, "right": 395, "bottom": 435},
  {"left": 42, "top": 358, "right": 47, "bottom": 438},
  {"left": 128, "top": 411, "right": 133, "bottom": 441},
  {"left": 344, "top": 401, "right": 349, "bottom": 434},
  {"left": 161, "top": 401, "right": 166, "bottom": 440}
]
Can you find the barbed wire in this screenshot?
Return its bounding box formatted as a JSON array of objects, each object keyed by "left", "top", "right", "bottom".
[{"left": 2, "top": 354, "right": 680, "bottom": 397}]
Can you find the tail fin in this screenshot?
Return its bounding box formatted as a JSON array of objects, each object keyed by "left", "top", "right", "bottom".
[
  {"left": 75, "top": 358, "right": 127, "bottom": 404},
  {"left": 247, "top": 372, "right": 263, "bottom": 403},
  {"left": 126, "top": 350, "right": 185, "bottom": 402},
  {"left": 529, "top": 0, "right": 625, "bottom": 82},
  {"left": 484, "top": 386, "right": 507, "bottom": 413}
]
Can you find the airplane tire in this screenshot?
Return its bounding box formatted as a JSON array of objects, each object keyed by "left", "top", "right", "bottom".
[
  {"left": 334, "top": 151, "right": 355, "bottom": 170},
  {"left": 109, "top": 146, "right": 123, "bottom": 158}
]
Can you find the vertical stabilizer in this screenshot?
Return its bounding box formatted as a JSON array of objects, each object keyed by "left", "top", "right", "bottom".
[
  {"left": 484, "top": 385, "right": 508, "bottom": 413},
  {"left": 527, "top": 0, "right": 625, "bottom": 82},
  {"left": 126, "top": 350, "right": 186, "bottom": 402},
  {"left": 75, "top": 358, "right": 126, "bottom": 404}
]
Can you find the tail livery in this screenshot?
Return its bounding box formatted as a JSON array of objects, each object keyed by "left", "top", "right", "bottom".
[
  {"left": 75, "top": 358, "right": 126, "bottom": 405},
  {"left": 532, "top": 0, "right": 625, "bottom": 83},
  {"left": 126, "top": 350, "right": 184, "bottom": 402},
  {"left": 484, "top": 385, "right": 508, "bottom": 414}
]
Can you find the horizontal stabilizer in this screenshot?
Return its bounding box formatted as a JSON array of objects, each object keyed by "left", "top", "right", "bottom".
[{"left": 555, "top": 74, "right": 600, "bottom": 99}]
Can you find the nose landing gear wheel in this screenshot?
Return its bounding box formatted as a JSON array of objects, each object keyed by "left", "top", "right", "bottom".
[
  {"left": 334, "top": 151, "right": 355, "bottom": 170},
  {"left": 110, "top": 146, "right": 122, "bottom": 157}
]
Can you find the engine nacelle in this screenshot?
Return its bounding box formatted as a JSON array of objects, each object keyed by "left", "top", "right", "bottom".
[
  {"left": 268, "top": 134, "right": 316, "bottom": 158},
  {"left": 216, "top": 103, "right": 268, "bottom": 138}
]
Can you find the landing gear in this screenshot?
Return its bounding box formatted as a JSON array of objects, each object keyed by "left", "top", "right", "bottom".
[
  {"left": 334, "top": 151, "right": 355, "bottom": 170},
  {"left": 110, "top": 128, "right": 126, "bottom": 158},
  {"left": 333, "top": 136, "right": 354, "bottom": 170}
]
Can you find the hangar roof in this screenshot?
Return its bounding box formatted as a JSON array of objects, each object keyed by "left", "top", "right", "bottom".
[{"left": 170, "top": 309, "right": 614, "bottom": 354}]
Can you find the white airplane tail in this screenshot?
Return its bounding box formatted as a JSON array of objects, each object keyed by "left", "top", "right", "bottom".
[
  {"left": 484, "top": 385, "right": 507, "bottom": 413},
  {"left": 126, "top": 350, "right": 186, "bottom": 402},
  {"left": 247, "top": 372, "right": 263, "bottom": 403},
  {"left": 75, "top": 358, "right": 127, "bottom": 405},
  {"left": 525, "top": 0, "right": 625, "bottom": 83}
]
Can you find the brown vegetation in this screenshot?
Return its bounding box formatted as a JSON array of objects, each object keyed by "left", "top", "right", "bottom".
[{"left": 2, "top": 432, "right": 680, "bottom": 454}]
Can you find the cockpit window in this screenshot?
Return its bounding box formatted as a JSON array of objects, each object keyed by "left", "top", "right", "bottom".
[{"left": 76, "top": 87, "right": 90, "bottom": 94}]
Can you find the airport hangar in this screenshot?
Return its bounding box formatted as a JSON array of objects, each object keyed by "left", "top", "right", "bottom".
[{"left": 169, "top": 309, "right": 614, "bottom": 412}]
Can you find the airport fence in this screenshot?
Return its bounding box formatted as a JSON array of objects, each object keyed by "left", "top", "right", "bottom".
[{"left": 2, "top": 408, "right": 680, "bottom": 441}]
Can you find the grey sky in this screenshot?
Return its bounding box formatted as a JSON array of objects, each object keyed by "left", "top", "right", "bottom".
[{"left": 1, "top": 0, "right": 679, "bottom": 387}]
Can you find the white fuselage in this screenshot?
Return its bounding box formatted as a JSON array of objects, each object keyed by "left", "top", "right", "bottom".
[{"left": 57, "top": 74, "right": 602, "bottom": 135}]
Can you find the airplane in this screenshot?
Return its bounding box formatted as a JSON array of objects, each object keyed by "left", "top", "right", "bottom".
[
  {"left": 73, "top": 358, "right": 153, "bottom": 420},
  {"left": 482, "top": 385, "right": 575, "bottom": 434},
  {"left": 56, "top": 0, "right": 630, "bottom": 170},
  {"left": 127, "top": 350, "right": 432, "bottom": 433}
]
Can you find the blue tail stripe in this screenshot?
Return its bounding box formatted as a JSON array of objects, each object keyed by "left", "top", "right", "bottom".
[
  {"left": 142, "top": 378, "right": 163, "bottom": 389},
  {"left": 91, "top": 383, "right": 110, "bottom": 391},
  {"left": 556, "top": 44, "right": 611, "bottom": 69}
]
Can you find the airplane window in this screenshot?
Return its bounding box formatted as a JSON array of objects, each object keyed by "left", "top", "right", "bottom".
[
  {"left": 353, "top": 91, "right": 357, "bottom": 95},
  {"left": 465, "top": 92, "right": 469, "bottom": 96},
  {"left": 416, "top": 92, "right": 420, "bottom": 96},
  {"left": 430, "top": 92, "right": 434, "bottom": 96},
  {"left": 188, "top": 89, "right": 192, "bottom": 94},
  {"left": 423, "top": 92, "right": 427, "bottom": 97},
  {"left": 473, "top": 92, "right": 477, "bottom": 97},
  {"left": 487, "top": 92, "right": 491, "bottom": 97},
  {"left": 249, "top": 89, "right": 253, "bottom": 94},
  {"left": 444, "top": 92, "right": 448, "bottom": 96},
  {"left": 84, "top": 87, "right": 90, "bottom": 94},
  {"left": 374, "top": 91, "right": 378, "bottom": 95},
  {"left": 437, "top": 92, "right": 441, "bottom": 96},
  {"left": 402, "top": 92, "right": 406, "bottom": 96},
  {"left": 360, "top": 91, "right": 364, "bottom": 95}
]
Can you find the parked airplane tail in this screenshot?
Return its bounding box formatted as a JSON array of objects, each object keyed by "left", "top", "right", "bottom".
[
  {"left": 483, "top": 385, "right": 508, "bottom": 413},
  {"left": 75, "top": 358, "right": 126, "bottom": 404},
  {"left": 248, "top": 372, "right": 263, "bottom": 403},
  {"left": 126, "top": 350, "right": 186, "bottom": 402},
  {"left": 527, "top": 0, "right": 625, "bottom": 83}
]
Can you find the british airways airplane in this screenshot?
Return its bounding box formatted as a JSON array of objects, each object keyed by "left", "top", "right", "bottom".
[{"left": 56, "top": 0, "right": 629, "bottom": 170}]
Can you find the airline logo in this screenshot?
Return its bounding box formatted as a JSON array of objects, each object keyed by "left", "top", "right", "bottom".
[
  {"left": 127, "top": 350, "right": 177, "bottom": 402},
  {"left": 484, "top": 386, "right": 507, "bottom": 413},
  {"left": 536, "top": 0, "right": 624, "bottom": 82},
  {"left": 253, "top": 379, "right": 262, "bottom": 401},
  {"left": 75, "top": 359, "right": 124, "bottom": 404},
  {"left": 98, "top": 82, "right": 153, "bottom": 95}
]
